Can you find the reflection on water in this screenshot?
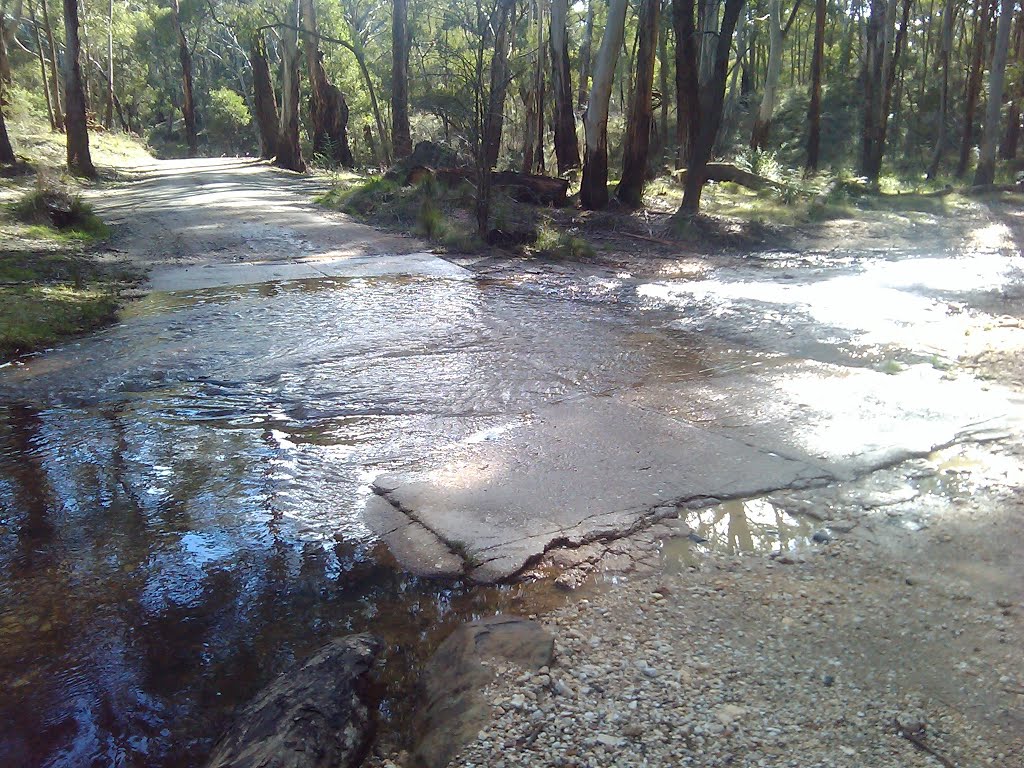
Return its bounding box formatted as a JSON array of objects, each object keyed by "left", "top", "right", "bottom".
[
  {"left": 660, "top": 497, "right": 817, "bottom": 571},
  {"left": 0, "top": 273, "right": 734, "bottom": 767}
]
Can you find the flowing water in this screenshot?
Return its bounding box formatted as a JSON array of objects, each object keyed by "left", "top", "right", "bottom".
[
  {"left": 3, "top": 242, "right": 1018, "bottom": 766},
  {"left": 0, "top": 270, "right": 760, "bottom": 767}
]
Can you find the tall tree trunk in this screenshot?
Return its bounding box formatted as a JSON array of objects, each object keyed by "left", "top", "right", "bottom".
[
  {"left": 347, "top": 20, "right": 390, "bottom": 165},
  {"left": 926, "top": 0, "right": 954, "bottom": 178},
  {"left": 974, "top": 0, "right": 1015, "bottom": 185},
  {"left": 577, "top": 0, "right": 595, "bottom": 107},
  {"left": 104, "top": 0, "right": 113, "bottom": 128},
  {"left": 877, "top": 0, "right": 912, "bottom": 157},
  {"left": 1000, "top": 11, "right": 1024, "bottom": 159},
  {"left": 550, "top": 0, "right": 580, "bottom": 174},
  {"left": 677, "top": 0, "right": 746, "bottom": 212},
  {"left": 29, "top": 0, "right": 57, "bottom": 130},
  {"left": 40, "top": 0, "right": 62, "bottom": 131},
  {"left": 958, "top": 0, "right": 995, "bottom": 178},
  {"left": 477, "top": 0, "right": 516, "bottom": 235},
  {"left": 169, "top": 0, "right": 198, "bottom": 156},
  {"left": 673, "top": 0, "right": 700, "bottom": 169},
  {"left": 804, "top": 0, "right": 825, "bottom": 171},
  {"left": 860, "top": 0, "right": 887, "bottom": 180},
  {"left": 63, "top": 0, "right": 96, "bottom": 176},
  {"left": 249, "top": 31, "right": 279, "bottom": 160},
  {"left": 617, "top": 0, "right": 659, "bottom": 206},
  {"left": 751, "top": 0, "right": 783, "bottom": 149},
  {"left": 301, "top": 0, "right": 353, "bottom": 167},
  {"left": 580, "top": 0, "right": 629, "bottom": 209},
  {"left": 483, "top": 0, "right": 513, "bottom": 169},
  {"left": 0, "top": 103, "right": 14, "bottom": 164},
  {"left": 658, "top": 7, "right": 669, "bottom": 148},
  {"left": 520, "top": 0, "right": 544, "bottom": 174},
  {"left": 391, "top": 0, "right": 412, "bottom": 160},
  {"left": 276, "top": 0, "right": 305, "bottom": 171},
  {"left": 533, "top": 0, "right": 547, "bottom": 173}
]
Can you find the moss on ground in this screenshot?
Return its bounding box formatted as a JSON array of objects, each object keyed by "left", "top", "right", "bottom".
[{"left": 0, "top": 117, "right": 150, "bottom": 360}]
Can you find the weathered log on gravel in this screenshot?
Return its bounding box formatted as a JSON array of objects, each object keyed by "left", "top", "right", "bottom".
[
  {"left": 965, "top": 182, "right": 1024, "bottom": 197},
  {"left": 413, "top": 616, "right": 554, "bottom": 768},
  {"left": 402, "top": 166, "right": 570, "bottom": 207},
  {"left": 491, "top": 171, "right": 570, "bottom": 206},
  {"left": 672, "top": 162, "right": 782, "bottom": 192},
  {"left": 205, "top": 634, "right": 383, "bottom": 768}
]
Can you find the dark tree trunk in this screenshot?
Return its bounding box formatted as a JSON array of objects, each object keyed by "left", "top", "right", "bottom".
[
  {"left": 1001, "top": 12, "right": 1024, "bottom": 159},
  {"left": 860, "top": 0, "right": 887, "bottom": 180},
  {"left": 249, "top": 32, "right": 279, "bottom": 160},
  {"left": 477, "top": 0, "right": 517, "bottom": 235},
  {"left": 580, "top": 0, "right": 630, "bottom": 209},
  {"left": 0, "top": 102, "right": 15, "bottom": 164},
  {"left": 958, "top": 0, "right": 995, "bottom": 178},
  {"left": 673, "top": 0, "right": 700, "bottom": 169},
  {"left": 975, "top": 0, "right": 1016, "bottom": 185},
  {"left": 927, "top": 0, "right": 955, "bottom": 179},
  {"left": 169, "top": 0, "right": 197, "bottom": 156},
  {"left": 391, "top": 0, "right": 412, "bottom": 160},
  {"left": 616, "top": 0, "right": 659, "bottom": 206},
  {"left": 577, "top": 0, "right": 595, "bottom": 107},
  {"left": 63, "top": 0, "right": 96, "bottom": 176},
  {"left": 301, "top": 0, "right": 353, "bottom": 167},
  {"left": 805, "top": 0, "right": 826, "bottom": 172},
  {"left": 550, "top": 0, "right": 580, "bottom": 174},
  {"left": 876, "top": 0, "right": 913, "bottom": 164},
  {"left": 677, "top": 0, "right": 746, "bottom": 212},
  {"left": 276, "top": 0, "right": 305, "bottom": 171},
  {"left": 483, "top": 0, "right": 514, "bottom": 169},
  {"left": 658, "top": 10, "right": 669, "bottom": 149},
  {"left": 41, "top": 0, "right": 63, "bottom": 131}
]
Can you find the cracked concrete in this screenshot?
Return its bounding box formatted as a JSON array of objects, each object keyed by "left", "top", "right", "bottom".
[{"left": 372, "top": 396, "right": 834, "bottom": 582}]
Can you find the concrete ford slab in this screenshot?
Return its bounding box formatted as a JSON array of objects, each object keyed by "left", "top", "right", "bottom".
[{"left": 372, "top": 396, "right": 833, "bottom": 582}]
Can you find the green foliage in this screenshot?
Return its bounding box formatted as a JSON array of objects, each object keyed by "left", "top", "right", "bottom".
[
  {"left": 12, "top": 179, "right": 109, "bottom": 241},
  {"left": 0, "top": 285, "right": 120, "bottom": 359},
  {"left": 533, "top": 221, "right": 595, "bottom": 260},
  {"left": 205, "top": 87, "right": 252, "bottom": 153},
  {"left": 319, "top": 176, "right": 402, "bottom": 216},
  {"left": 3, "top": 85, "right": 51, "bottom": 124}
]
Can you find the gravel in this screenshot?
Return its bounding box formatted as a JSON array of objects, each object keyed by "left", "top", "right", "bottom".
[{"left": 444, "top": 441, "right": 1024, "bottom": 768}]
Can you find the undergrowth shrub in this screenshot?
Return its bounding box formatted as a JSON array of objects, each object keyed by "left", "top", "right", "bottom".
[{"left": 12, "top": 177, "right": 108, "bottom": 238}]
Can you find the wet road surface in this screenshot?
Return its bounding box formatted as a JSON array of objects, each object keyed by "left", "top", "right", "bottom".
[{"left": 2, "top": 159, "right": 1023, "bottom": 766}]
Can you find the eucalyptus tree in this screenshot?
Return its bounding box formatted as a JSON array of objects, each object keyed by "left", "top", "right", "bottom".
[
  {"left": 549, "top": 0, "right": 579, "bottom": 174},
  {"left": 616, "top": 0, "right": 658, "bottom": 206},
  {"left": 580, "top": 0, "right": 628, "bottom": 209},
  {"left": 63, "top": 0, "right": 95, "bottom": 176},
  {"left": 975, "top": 0, "right": 1016, "bottom": 185}
]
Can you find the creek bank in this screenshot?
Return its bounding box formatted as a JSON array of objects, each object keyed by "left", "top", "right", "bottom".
[{"left": 364, "top": 440, "right": 1023, "bottom": 768}]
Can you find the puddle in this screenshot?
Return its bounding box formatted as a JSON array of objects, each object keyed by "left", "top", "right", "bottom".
[{"left": 659, "top": 497, "right": 818, "bottom": 571}]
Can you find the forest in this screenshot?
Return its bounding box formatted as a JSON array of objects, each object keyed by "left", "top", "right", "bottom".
[{"left": 1, "top": 0, "right": 1022, "bottom": 232}]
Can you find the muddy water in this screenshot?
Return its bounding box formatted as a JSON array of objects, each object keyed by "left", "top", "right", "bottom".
[{"left": 0, "top": 272, "right": 759, "bottom": 767}]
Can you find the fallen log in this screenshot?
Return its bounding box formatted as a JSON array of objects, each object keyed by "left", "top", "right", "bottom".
[
  {"left": 401, "top": 166, "right": 570, "bottom": 207},
  {"left": 965, "top": 182, "right": 1024, "bottom": 197},
  {"left": 205, "top": 634, "right": 383, "bottom": 768},
  {"left": 491, "top": 171, "right": 570, "bottom": 206},
  {"left": 672, "top": 162, "right": 783, "bottom": 192}
]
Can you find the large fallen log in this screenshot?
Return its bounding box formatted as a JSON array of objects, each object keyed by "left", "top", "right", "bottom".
[
  {"left": 402, "top": 166, "right": 570, "bottom": 206},
  {"left": 205, "top": 634, "right": 382, "bottom": 768},
  {"left": 672, "top": 162, "right": 783, "bottom": 192}
]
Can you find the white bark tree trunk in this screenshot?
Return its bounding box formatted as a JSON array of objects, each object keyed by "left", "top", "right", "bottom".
[{"left": 580, "top": 0, "right": 629, "bottom": 209}]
